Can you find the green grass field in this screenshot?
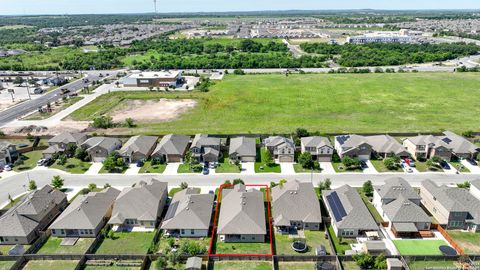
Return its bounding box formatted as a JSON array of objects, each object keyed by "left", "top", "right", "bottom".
[
  {"left": 94, "top": 231, "right": 155, "bottom": 254},
  {"left": 22, "top": 260, "right": 78, "bottom": 270},
  {"left": 407, "top": 260, "right": 458, "bottom": 270},
  {"left": 278, "top": 262, "right": 316, "bottom": 270},
  {"left": 36, "top": 237, "right": 94, "bottom": 254},
  {"left": 215, "top": 241, "right": 271, "bottom": 254},
  {"left": 393, "top": 240, "right": 447, "bottom": 255},
  {"left": 71, "top": 73, "right": 480, "bottom": 134},
  {"left": 213, "top": 261, "right": 272, "bottom": 270},
  {"left": 447, "top": 230, "right": 480, "bottom": 254}
]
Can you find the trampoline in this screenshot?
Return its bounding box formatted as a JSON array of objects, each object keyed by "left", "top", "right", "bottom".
[
  {"left": 291, "top": 240, "right": 308, "bottom": 253},
  {"left": 439, "top": 245, "right": 457, "bottom": 256}
]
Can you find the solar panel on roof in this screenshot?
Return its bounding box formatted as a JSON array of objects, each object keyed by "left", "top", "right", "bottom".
[
  {"left": 442, "top": 138, "right": 452, "bottom": 144},
  {"left": 337, "top": 135, "right": 350, "bottom": 145},
  {"left": 327, "top": 192, "right": 347, "bottom": 222}
]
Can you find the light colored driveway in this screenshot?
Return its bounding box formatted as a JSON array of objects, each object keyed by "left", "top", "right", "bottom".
[
  {"left": 124, "top": 163, "right": 141, "bottom": 175},
  {"left": 241, "top": 162, "right": 255, "bottom": 175},
  {"left": 363, "top": 160, "right": 378, "bottom": 174},
  {"left": 443, "top": 162, "right": 458, "bottom": 175},
  {"left": 84, "top": 162, "right": 103, "bottom": 175},
  {"left": 319, "top": 162, "right": 336, "bottom": 174},
  {"left": 461, "top": 160, "right": 480, "bottom": 174},
  {"left": 164, "top": 163, "right": 181, "bottom": 175},
  {"left": 279, "top": 162, "right": 296, "bottom": 175}
]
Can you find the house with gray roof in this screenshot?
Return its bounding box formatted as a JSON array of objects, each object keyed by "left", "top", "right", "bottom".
[
  {"left": 402, "top": 134, "right": 452, "bottom": 161},
  {"left": 471, "top": 179, "right": 480, "bottom": 201},
  {"left": 49, "top": 188, "right": 120, "bottom": 238},
  {"left": 217, "top": 184, "right": 266, "bottom": 243},
  {"left": 366, "top": 135, "right": 409, "bottom": 159},
  {"left": 264, "top": 136, "right": 295, "bottom": 162},
  {"left": 80, "top": 137, "right": 122, "bottom": 162},
  {"left": 300, "top": 136, "right": 334, "bottom": 162},
  {"left": 43, "top": 132, "right": 87, "bottom": 159},
  {"left": 161, "top": 188, "right": 214, "bottom": 237},
  {"left": 118, "top": 135, "right": 158, "bottom": 163},
  {"left": 421, "top": 180, "right": 480, "bottom": 232},
  {"left": 372, "top": 177, "right": 421, "bottom": 213},
  {"left": 439, "top": 131, "right": 479, "bottom": 159},
  {"left": 334, "top": 135, "right": 373, "bottom": 161},
  {"left": 190, "top": 134, "right": 222, "bottom": 163},
  {"left": 271, "top": 180, "right": 322, "bottom": 232},
  {"left": 323, "top": 185, "right": 378, "bottom": 238},
  {"left": 151, "top": 134, "right": 190, "bottom": 163},
  {"left": 0, "top": 185, "right": 67, "bottom": 245},
  {"left": 0, "top": 141, "right": 18, "bottom": 167},
  {"left": 229, "top": 137, "right": 256, "bottom": 162},
  {"left": 108, "top": 179, "right": 167, "bottom": 230}
]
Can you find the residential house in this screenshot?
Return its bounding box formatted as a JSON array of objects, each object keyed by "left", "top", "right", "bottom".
[
  {"left": 151, "top": 134, "right": 190, "bottom": 163},
  {"left": 334, "top": 135, "right": 372, "bottom": 161},
  {"left": 300, "top": 136, "right": 334, "bottom": 162},
  {"left": 0, "top": 185, "right": 67, "bottom": 245},
  {"left": 43, "top": 132, "right": 87, "bottom": 159},
  {"left": 161, "top": 188, "right": 214, "bottom": 237},
  {"left": 190, "top": 134, "right": 222, "bottom": 163},
  {"left": 374, "top": 178, "right": 431, "bottom": 238},
  {"left": 0, "top": 141, "right": 19, "bottom": 167},
  {"left": 217, "top": 184, "right": 266, "bottom": 243},
  {"left": 49, "top": 188, "right": 120, "bottom": 237},
  {"left": 118, "top": 135, "right": 158, "bottom": 163},
  {"left": 420, "top": 180, "right": 480, "bottom": 232},
  {"left": 323, "top": 185, "right": 378, "bottom": 238},
  {"left": 229, "top": 137, "right": 256, "bottom": 162},
  {"left": 366, "top": 135, "right": 409, "bottom": 159},
  {"left": 271, "top": 180, "right": 322, "bottom": 232},
  {"left": 80, "top": 137, "right": 122, "bottom": 162},
  {"left": 264, "top": 136, "right": 295, "bottom": 162},
  {"left": 402, "top": 135, "right": 452, "bottom": 161},
  {"left": 439, "top": 131, "right": 479, "bottom": 160},
  {"left": 108, "top": 179, "right": 168, "bottom": 230}
]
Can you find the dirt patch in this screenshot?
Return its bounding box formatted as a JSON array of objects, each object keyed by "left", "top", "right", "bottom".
[
  {"left": 109, "top": 99, "right": 196, "bottom": 123},
  {"left": 1, "top": 121, "right": 90, "bottom": 136}
]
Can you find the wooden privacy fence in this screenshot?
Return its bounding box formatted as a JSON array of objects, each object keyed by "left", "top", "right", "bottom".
[{"left": 431, "top": 224, "right": 465, "bottom": 255}]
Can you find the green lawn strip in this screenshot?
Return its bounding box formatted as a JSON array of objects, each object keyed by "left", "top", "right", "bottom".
[
  {"left": 157, "top": 237, "right": 210, "bottom": 254},
  {"left": 215, "top": 158, "right": 241, "bottom": 173},
  {"left": 50, "top": 158, "right": 92, "bottom": 174},
  {"left": 13, "top": 150, "right": 42, "bottom": 172},
  {"left": 139, "top": 161, "right": 166, "bottom": 174},
  {"left": 177, "top": 163, "right": 198, "bottom": 174},
  {"left": 83, "top": 264, "right": 141, "bottom": 270},
  {"left": 24, "top": 97, "right": 83, "bottom": 120},
  {"left": 98, "top": 165, "right": 128, "bottom": 174},
  {"left": 408, "top": 260, "right": 459, "bottom": 270},
  {"left": 278, "top": 262, "right": 315, "bottom": 270},
  {"left": 392, "top": 240, "right": 447, "bottom": 255},
  {"left": 332, "top": 162, "right": 362, "bottom": 173},
  {"left": 255, "top": 149, "right": 281, "bottom": 173},
  {"left": 213, "top": 261, "right": 272, "bottom": 270},
  {"left": 215, "top": 241, "right": 271, "bottom": 254},
  {"left": 0, "top": 261, "right": 15, "bottom": 270},
  {"left": 293, "top": 163, "right": 322, "bottom": 173},
  {"left": 369, "top": 159, "right": 402, "bottom": 172},
  {"left": 2, "top": 194, "right": 27, "bottom": 209},
  {"left": 414, "top": 161, "right": 443, "bottom": 172},
  {"left": 356, "top": 189, "right": 384, "bottom": 223},
  {"left": 22, "top": 260, "right": 79, "bottom": 270},
  {"left": 169, "top": 187, "right": 200, "bottom": 197},
  {"left": 327, "top": 225, "right": 355, "bottom": 255},
  {"left": 275, "top": 230, "right": 332, "bottom": 255},
  {"left": 36, "top": 237, "right": 94, "bottom": 254},
  {"left": 341, "top": 261, "right": 361, "bottom": 270},
  {"left": 447, "top": 230, "right": 480, "bottom": 254},
  {"left": 0, "top": 244, "right": 30, "bottom": 254},
  {"left": 449, "top": 161, "right": 470, "bottom": 173},
  {"left": 94, "top": 231, "right": 155, "bottom": 254}
]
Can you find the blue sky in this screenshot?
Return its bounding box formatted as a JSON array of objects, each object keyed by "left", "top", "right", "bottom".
[{"left": 1, "top": 0, "right": 479, "bottom": 15}]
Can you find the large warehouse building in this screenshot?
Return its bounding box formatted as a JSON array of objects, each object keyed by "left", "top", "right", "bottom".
[{"left": 122, "top": 71, "right": 183, "bottom": 87}]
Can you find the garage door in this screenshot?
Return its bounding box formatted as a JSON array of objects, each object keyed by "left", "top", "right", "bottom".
[
  {"left": 279, "top": 156, "right": 294, "bottom": 162},
  {"left": 358, "top": 155, "right": 370, "bottom": 161},
  {"left": 317, "top": 156, "right": 332, "bottom": 162}
]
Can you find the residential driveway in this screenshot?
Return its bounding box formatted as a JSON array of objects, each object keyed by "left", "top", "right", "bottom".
[
  {"left": 461, "top": 160, "right": 480, "bottom": 173},
  {"left": 241, "top": 162, "right": 255, "bottom": 175},
  {"left": 85, "top": 162, "right": 103, "bottom": 175},
  {"left": 164, "top": 163, "right": 181, "bottom": 175},
  {"left": 363, "top": 160, "right": 378, "bottom": 174},
  {"left": 279, "top": 162, "right": 295, "bottom": 175},
  {"left": 319, "top": 162, "right": 336, "bottom": 174},
  {"left": 124, "top": 164, "right": 140, "bottom": 175},
  {"left": 443, "top": 163, "right": 458, "bottom": 175}
]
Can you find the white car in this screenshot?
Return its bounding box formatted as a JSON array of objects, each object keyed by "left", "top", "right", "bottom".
[{"left": 4, "top": 165, "right": 12, "bottom": 171}]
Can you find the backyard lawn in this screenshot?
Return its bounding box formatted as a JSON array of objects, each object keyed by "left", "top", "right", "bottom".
[
  {"left": 408, "top": 260, "right": 459, "bottom": 270},
  {"left": 278, "top": 262, "right": 316, "bottom": 270},
  {"left": 341, "top": 261, "right": 361, "bottom": 270},
  {"left": 0, "top": 244, "right": 30, "bottom": 254},
  {"left": 22, "top": 260, "right": 79, "bottom": 270},
  {"left": 36, "top": 237, "right": 94, "bottom": 254},
  {"left": 393, "top": 240, "right": 447, "bottom": 255},
  {"left": 255, "top": 148, "right": 281, "bottom": 173},
  {"left": 275, "top": 230, "right": 332, "bottom": 255},
  {"left": 50, "top": 158, "right": 92, "bottom": 174},
  {"left": 327, "top": 225, "right": 355, "bottom": 255},
  {"left": 70, "top": 73, "right": 480, "bottom": 134},
  {"left": 83, "top": 265, "right": 141, "bottom": 270},
  {"left": 447, "top": 230, "right": 480, "bottom": 254},
  {"left": 13, "top": 150, "right": 42, "bottom": 172},
  {"left": 370, "top": 159, "right": 402, "bottom": 172},
  {"left": 157, "top": 236, "right": 210, "bottom": 254},
  {"left": 0, "top": 261, "right": 15, "bottom": 270},
  {"left": 139, "top": 161, "right": 166, "bottom": 174},
  {"left": 215, "top": 241, "right": 271, "bottom": 254},
  {"left": 213, "top": 261, "right": 272, "bottom": 270},
  {"left": 94, "top": 231, "right": 155, "bottom": 254}
]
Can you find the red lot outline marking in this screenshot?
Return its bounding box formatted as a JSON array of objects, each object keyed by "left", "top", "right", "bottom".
[{"left": 208, "top": 183, "right": 274, "bottom": 257}]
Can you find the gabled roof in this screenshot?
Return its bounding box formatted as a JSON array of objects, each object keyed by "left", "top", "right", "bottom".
[
  {"left": 217, "top": 184, "right": 266, "bottom": 235},
  {"left": 335, "top": 134, "right": 368, "bottom": 148},
  {"left": 0, "top": 185, "right": 66, "bottom": 237},
  {"left": 264, "top": 136, "right": 294, "bottom": 149},
  {"left": 108, "top": 179, "right": 167, "bottom": 225},
  {"left": 48, "top": 132, "right": 86, "bottom": 145},
  {"left": 323, "top": 185, "right": 377, "bottom": 230},
  {"left": 118, "top": 136, "right": 158, "bottom": 156},
  {"left": 405, "top": 135, "right": 448, "bottom": 149},
  {"left": 161, "top": 188, "right": 214, "bottom": 230},
  {"left": 81, "top": 137, "right": 121, "bottom": 151},
  {"left": 0, "top": 141, "right": 14, "bottom": 150},
  {"left": 440, "top": 131, "right": 479, "bottom": 155},
  {"left": 272, "top": 180, "right": 322, "bottom": 225},
  {"left": 229, "top": 137, "right": 256, "bottom": 157},
  {"left": 366, "top": 135, "right": 408, "bottom": 156},
  {"left": 152, "top": 134, "right": 190, "bottom": 156},
  {"left": 42, "top": 144, "right": 63, "bottom": 154},
  {"left": 301, "top": 136, "right": 332, "bottom": 149},
  {"left": 383, "top": 195, "right": 430, "bottom": 223},
  {"left": 191, "top": 134, "right": 220, "bottom": 149},
  {"left": 376, "top": 177, "right": 420, "bottom": 202},
  {"left": 50, "top": 188, "right": 120, "bottom": 230}
]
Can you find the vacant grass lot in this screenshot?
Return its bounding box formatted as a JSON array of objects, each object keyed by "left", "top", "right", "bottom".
[
  {"left": 37, "top": 237, "right": 94, "bottom": 254},
  {"left": 22, "top": 260, "right": 79, "bottom": 270},
  {"left": 213, "top": 261, "right": 272, "bottom": 270},
  {"left": 447, "top": 230, "right": 480, "bottom": 254},
  {"left": 94, "top": 232, "right": 155, "bottom": 254},
  {"left": 393, "top": 240, "right": 447, "bottom": 255},
  {"left": 71, "top": 73, "right": 480, "bottom": 134}
]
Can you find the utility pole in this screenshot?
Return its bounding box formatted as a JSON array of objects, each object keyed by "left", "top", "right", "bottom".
[
  {"left": 153, "top": 0, "right": 157, "bottom": 13},
  {"left": 26, "top": 76, "right": 32, "bottom": 100},
  {"left": 8, "top": 89, "right": 15, "bottom": 102}
]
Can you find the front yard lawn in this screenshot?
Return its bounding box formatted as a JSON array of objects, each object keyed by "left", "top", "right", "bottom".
[
  {"left": 94, "top": 231, "right": 155, "bottom": 254},
  {"left": 36, "top": 236, "right": 94, "bottom": 254},
  {"left": 293, "top": 163, "right": 322, "bottom": 173},
  {"left": 414, "top": 161, "right": 443, "bottom": 172},
  {"left": 327, "top": 225, "right": 355, "bottom": 255},
  {"left": 215, "top": 241, "right": 271, "bottom": 254},
  {"left": 255, "top": 148, "right": 281, "bottom": 173},
  {"left": 447, "top": 230, "right": 480, "bottom": 254},
  {"left": 22, "top": 260, "right": 79, "bottom": 270},
  {"left": 393, "top": 240, "right": 447, "bottom": 255},
  {"left": 275, "top": 230, "right": 332, "bottom": 255},
  {"left": 278, "top": 262, "right": 315, "bottom": 270},
  {"left": 139, "top": 161, "right": 166, "bottom": 174},
  {"left": 370, "top": 159, "right": 402, "bottom": 172},
  {"left": 50, "top": 158, "right": 92, "bottom": 174},
  {"left": 177, "top": 163, "right": 200, "bottom": 173},
  {"left": 449, "top": 161, "right": 470, "bottom": 173},
  {"left": 99, "top": 165, "right": 128, "bottom": 174},
  {"left": 13, "top": 150, "right": 42, "bottom": 172},
  {"left": 157, "top": 236, "right": 210, "bottom": 254},
  {"left": 332, "top": 162, "right": 362, "bottom": 173},
  {"left": 408, "top": 260, "right": 459, "bottom": 270},
  {"left": 215, "top": 159, "right": 241, "bottom": 173},
  {"left": 213, "top": 261, "right": 272, "bottom": 270},
  {"left": 0, "top": 261, "right": 15, "bottom": 270}
]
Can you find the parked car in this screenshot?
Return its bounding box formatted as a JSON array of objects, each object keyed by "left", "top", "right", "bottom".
[
  {"left": 4, "top": 165, "right": 12, "bottom": 171},
  {"left": 209, "top": 162, "right": 217, "bottom": 169},
  {"left": 60, "top": 88, "right": 70, "bottom": 94},
  {"left": 466, "top": 158, "right": 478, "bottom": 166},
  {"left": 202, "top": 167, "right": 209, "bottom": 175},
  {"left": 136, "top": 161, "right": 144, "bottom": 167},
  {"left": 360, "top": 161, "right": 368, "bottom": 169},
  {"left": 37, "top": 159, "right": 47, "bottom": 166},
  {"left": 439, "top": 160, "right": 450, "bottom": 170}
]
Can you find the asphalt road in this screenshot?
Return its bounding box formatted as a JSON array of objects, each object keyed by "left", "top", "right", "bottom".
[{"left": 0, "top": 71, "right": 119, "bottom": 126}]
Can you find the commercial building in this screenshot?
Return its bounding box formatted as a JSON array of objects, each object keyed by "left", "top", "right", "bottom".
[{"left": 122, "top": 71, "right": 183, "bottom": 88}]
